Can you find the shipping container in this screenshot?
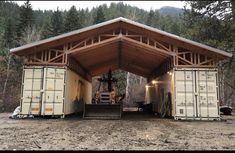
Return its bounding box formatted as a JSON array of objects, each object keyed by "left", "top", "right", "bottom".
[
  {"left": 20, "top": 66, "right": 92, "bottom": 117},
  {"left": 149, "top": 68, "right": 220, "bottom": 120}
]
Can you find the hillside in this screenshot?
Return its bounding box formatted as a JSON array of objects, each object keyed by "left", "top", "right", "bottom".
[{"left": 159, "top": 6, "right": 183, "bottom": 16}]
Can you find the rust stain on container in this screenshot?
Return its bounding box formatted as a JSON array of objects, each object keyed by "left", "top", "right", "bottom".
[
  {"left": 31, "top": 108, "right": 39, "bottom": 111},
  {"left": 45, "top": 108, "right": 53, "bottom": 112}
]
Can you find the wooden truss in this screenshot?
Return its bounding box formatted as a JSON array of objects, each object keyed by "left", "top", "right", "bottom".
[{"left": 24, "top": 28, "right": 218, "bottom": 80}]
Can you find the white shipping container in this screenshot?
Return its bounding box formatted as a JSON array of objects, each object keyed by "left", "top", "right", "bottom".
[
  {"left": 20, "top": 66, "right": 92, "bottom": 117},
  {"left": 150, "top": 68, "right": 219, "bottom": 120},
  {"left": 174, "top": 69, "right": 219, "bottom": 120}
]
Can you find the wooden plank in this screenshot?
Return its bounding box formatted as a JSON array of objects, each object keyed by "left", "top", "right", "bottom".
[
  {"left": 120, "top": 64, "right": 149, "bottom": 78},
  {"left": 177, "top": 55, "right": 194, "bottom": 65},
  {"left": 44, "top": 50, "right": 48, "bottom": 62},
  {"left": 173, "top": 45, "right": 178, "bottom": 66},
  {"left": 48, "top": 53, "right": 64, "bottom": 62},
  {"left": 121, "top": 53, "right": 160, "bottom": 69},
  {"left": 30, "top": 56, "right": 43, "bottom": 63},
  {"left": 190, "top": 53, "right": 193, "bottom": 63},
  {"left": 74, "top": 44, "right": 118, "bottom": 67},
  {"left": 175, "top": 65, "right": 216, "bottom": 68},
  {"left": 197, "top": 59, "right": 214, "bottom": 66},
  {"left": 25, "top": 62, "right": 66, "bottom": 66},
  {"left": 68, "top": 36, "right": 121, "bottom": 55},
  {"left": 118, "top": 41, "right": 122, "bottom": 67},
  {"left": 70, "top": 56, "right": 92, "bottom": 77},
  {"left": 88, "top": 59, "right": 117, "bottom": 72},
  {"left": 68, "top": 56, "right": 92, "bottom": 81},
  {"left": 149, "top": 58, "right": 172, "bottom": 79},
  {"left": 121, "top": 61, "right": 151, "bottom": 73},
  {"left": 49, "top": 49, "right": 64, "bottom": 53},
  {"left": 48, "top": 50, "right": 51, "bottom": 61},
  {"left": 122, "top": 36, "right": 175, "bottom": 56},
  {"left": 41, "top": 51, "right": 44, "bottom": 61},
  {"left": 90, "top": 63, "right": 119, "bottom": 76},
  {"left": 100, "top": 34, "right": 117, "bottom": 37},
  {"left": 177, "top": 51, "right": 191, "bottom": 55},
  {"left": 153, "top": 39, "right": 170, "bottom": 52},
  {"left": 65, "top": 53, "right": 68, "bottom": 64}
]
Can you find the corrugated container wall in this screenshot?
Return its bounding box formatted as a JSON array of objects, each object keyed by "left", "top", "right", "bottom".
[
  {"left": 20, "top": 66, "right": 92, "bottom": 117},
  {"left": 149, "top": 68, "right": 220, "bottom": 120}
]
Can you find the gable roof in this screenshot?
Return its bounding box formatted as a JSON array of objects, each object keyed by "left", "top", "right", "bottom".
[{"left": 10, "top": 17, "right": 232, "bottom": 59}]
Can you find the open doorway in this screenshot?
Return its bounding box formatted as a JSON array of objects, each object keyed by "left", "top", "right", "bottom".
[{"left": 84, "top": 69, "right": 152, "bottom": 119}]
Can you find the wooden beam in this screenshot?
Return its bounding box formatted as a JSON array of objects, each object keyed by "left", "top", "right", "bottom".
[
  {"left": 48, "top": 53, "right": 64, "bottom": 62},
  {"left": 67, "top": 56, "right": 92, "bottom": 81},
  {"left": 28, "top": 55, "right": 43, "bottom": 63},
  {"left": 118, "top": 41, "right": 122, "bottom": 67},
  {"left": 122, "top": 36, "right": 175, "bottom": 57},
  {"left": 149, "top": 57, "right": 173, "bottom": 79},
  {"left": 153, "top": 39, "right": 170, "bottom": 52},
  {"left": 90, "top": 63, "right": 119, "bottom": 76},
  {"left": 177, "top": 55, "right": 194, "bottom": 65},
  {"left": 68, "top": 35, "right": 121, "bottom": 55},
  {"left": 49, "top": 49, "right": 64, "bottom": 53},
  {"left": 197, "top": 59, "right": 214, "bottom": 66},
  {"left": 173, "top": 45, "right": 178, "bottom": 66},
  {"left": 175, "top": 65, "right": 216, "bottom": 68},
  {"left": 88, "top": 59, "right": 117, "bottom": 71},
  {"left": 70, "top": 56, "right": 92, "bottom": 77},
  {"left": 121, "top": 60, "right": 151, "bottom": 73},
  {"left": 68, "top": 37, "right": 90, "bottom": 51},
  {"left": 120, "top": 64, "right": 149, "bottom": 78},
  {"left": 100, "top": 34, "right": 117, "bottom": 37},
  {"left": 25, "top": 62, "right": 66, "bottom": 66}
]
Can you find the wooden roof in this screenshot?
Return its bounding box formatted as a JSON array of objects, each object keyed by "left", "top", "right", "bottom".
[{"left": 10, "top": 17, "right": 232, "bottom": 77}]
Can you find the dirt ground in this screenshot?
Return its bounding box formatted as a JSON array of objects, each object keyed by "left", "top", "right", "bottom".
[{"left": 0, "top": 112, "right": 235, "bottom": 151}]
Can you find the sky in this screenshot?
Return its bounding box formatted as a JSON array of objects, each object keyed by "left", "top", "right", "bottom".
[{"left": 14, "top": 1, "right": 186, "bottom": 11}]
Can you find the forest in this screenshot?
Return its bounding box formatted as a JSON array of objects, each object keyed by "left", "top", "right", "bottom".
[{"left": 0, "top": 1, "right": 234, "bottom": 111}]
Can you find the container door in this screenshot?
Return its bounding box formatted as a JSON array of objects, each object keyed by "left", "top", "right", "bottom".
[
  {"left": 21, "top": 67, "right": 43, "bottom": 115},
  {"left": 41, "top": 67, "right": 65, "bottom": 115},
  {"left": 175, "top": 70, "right": 197, "bottom": 118},
  {"left": 196, "top": 70, "right": 219, "bottom": 118}
]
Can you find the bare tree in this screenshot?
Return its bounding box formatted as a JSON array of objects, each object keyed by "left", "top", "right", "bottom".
[
  {"left": 2, "top": 53, "right": 11, "bottom": 96},
  {"left": 1, "top": 25, "right": 41, "bottom": 111},
  {"left": 19, "top": 25, "right": 41, "bottom": 45}
]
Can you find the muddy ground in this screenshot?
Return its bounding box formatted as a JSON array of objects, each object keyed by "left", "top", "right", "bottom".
[{"left": 0, "top": 112, "right": 235, "bottom": 150}]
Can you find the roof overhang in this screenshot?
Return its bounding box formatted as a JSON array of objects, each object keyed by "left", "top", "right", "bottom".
[
  {"left": 10, "top": 17, "right": 233, "bottom": 78},
  {"left": 10, "top": 17, "right": 232, "bottom": 59}
]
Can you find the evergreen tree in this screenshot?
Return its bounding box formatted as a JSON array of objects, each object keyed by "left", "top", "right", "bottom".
[
  {"left": 3, "top": 18, "right": 15, "bottom": 48},
  {"left": 146, "top": 9, "right": 155, "bottom": 26},
  {"left": 93, "top": 6, "right": 105, "bottom": 24},
  {"left": 16, "top": 0, "right": 34, "bottom": 38},
  {"left": 40, "top": 16, "right": 53, "bottom": 39},
  {"left": 0, "top": 1, "right": 189, "bottom": 111},
  {"left": 64, "top": 5, "right": 80, "bottom": 32},
  {"left": 51, "top": 8, "right": 63, "bottom": 36},
  {"left": 78, "top": 9, "right": 86, "bottom": 28},
  {"left": 40, "top": 8, "right": 63, "bottom": 39},
  {"left": 182, "top": 1, "right": 235, "bottom": 107}
]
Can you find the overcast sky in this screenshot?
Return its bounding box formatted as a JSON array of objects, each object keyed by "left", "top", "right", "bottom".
[{"left": 14, "top": 1, "right": 186, "bottom": 11}]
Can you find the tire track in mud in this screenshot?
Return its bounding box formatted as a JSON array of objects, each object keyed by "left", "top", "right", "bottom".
[{"left": 0, "top": 114, "right": 235, "bottom": 150}]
